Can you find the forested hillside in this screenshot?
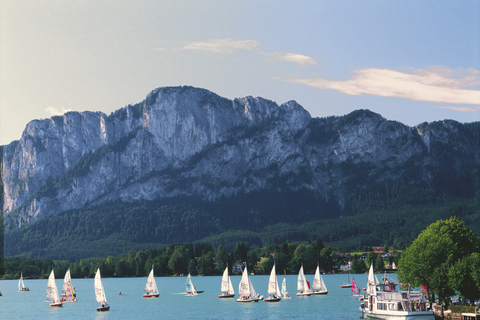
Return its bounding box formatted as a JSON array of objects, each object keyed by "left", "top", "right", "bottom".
[{"left": 5, "top": 182, "right": 479, "bottom": 260}]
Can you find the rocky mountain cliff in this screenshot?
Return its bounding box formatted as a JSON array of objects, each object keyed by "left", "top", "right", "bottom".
[{"left": 3, "top": 86, "right": 480, "bottom": 230}]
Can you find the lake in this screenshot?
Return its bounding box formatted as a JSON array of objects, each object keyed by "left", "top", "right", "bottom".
[{"left": 0, "top": 273, "right": 397, "bottom": 319}]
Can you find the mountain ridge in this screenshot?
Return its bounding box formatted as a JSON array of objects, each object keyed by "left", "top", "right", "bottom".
[{"left": 3, "top": 86, "right": 480, "bottom": 257}]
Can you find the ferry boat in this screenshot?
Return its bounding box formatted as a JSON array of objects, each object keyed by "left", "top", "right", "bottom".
[{"left": 360, "top": 265, "right": 434, "bottom": 320}]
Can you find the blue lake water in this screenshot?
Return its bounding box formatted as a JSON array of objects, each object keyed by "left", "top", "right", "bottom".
[{"left": 0, "top": 273, "right": 398, "bottom": 319}]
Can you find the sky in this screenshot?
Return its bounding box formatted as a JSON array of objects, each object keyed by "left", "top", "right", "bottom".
[{"left": 1, "top": 1, "right": 479, "bottom": 146}]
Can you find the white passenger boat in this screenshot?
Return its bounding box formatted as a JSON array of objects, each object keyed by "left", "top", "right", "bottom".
[{"left": 360, "top": 264, "right": 434, "bottom": 320}]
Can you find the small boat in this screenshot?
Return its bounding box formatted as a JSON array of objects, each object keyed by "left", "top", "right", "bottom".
[
  {"left": 62, "top": 268, "right": 76, "bottom": 300},
  {"left": 94, "top": 268, "right": 110, "bottom": 311},
  {"left": 351, "top": 277, "right": 360, "bottom": 296},
  {"left": 340, "top": 271, "right": 353, "bottom": 288},
  {"left": 46, "top": 269, "right": 62, "bottom": 307},
  {"left": 281, "top": 271, "right": 291, "bottom": 299},
  {"left": 143, "top": 265, "right": 159, "bottom": 298},
  {"left": 218, "top": 266, "right": 235, "bottom": 298},
  {"left": 311, "top": 264, "right": 328, "bottom": 295},
  {"left": 186, "top": 273, "right": 198, "bottom": 296},
  {"left": 296, "top": 264, "right": 311, "bottom": 296},
  {"left": 237, "top": 265, "right": 260, "bottom": 302},
  {"left": 19, "top": 271, "right": 30, "bottom": 291},
  {"left": 264, "top": 262, "right": 281, "bottom": 302}
]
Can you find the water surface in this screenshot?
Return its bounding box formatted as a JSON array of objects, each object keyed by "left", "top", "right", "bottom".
[{"left": 0, "top": 273, "right": 397, "bottom": 319}]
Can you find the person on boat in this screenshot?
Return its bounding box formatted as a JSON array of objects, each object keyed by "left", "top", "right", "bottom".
[{"left": 119, "top": 291, "right": 122, "bottom": 295}]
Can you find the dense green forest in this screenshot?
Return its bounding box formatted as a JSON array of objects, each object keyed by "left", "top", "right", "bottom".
[
  {"left": 5, "top": 181, "right": 479, "bottom": 261},
  {"left": 2, "top": 239, "right": 399, "bottom": 280}
]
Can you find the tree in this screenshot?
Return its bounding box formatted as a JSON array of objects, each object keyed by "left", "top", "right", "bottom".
[
  {"left": 375, "top": 254, "right": 384, "bottom": 272},
  {"left": 234, "top": 242, "right": 249, "bottom": 262},
  {"left": 198, "top": 251, "right": 215, "bottom": 275},
  {"left": 215, "top": 245, "right": 228, "bottom": 270},
  {"left": 319, "top": 247, "right": 333, "bottom": 273},
  {"left": 398, "top": 217, "right": 478, "bottom": 305},
  {"left": 448, "top": 254, "right": 480, "bottom": 304},
  {"left": 168, "top": 245, "right": 190, "bottom": 275},
  {"left": 292, "top": 243, "right": 318, "bottom": 273},
  {"left": 350, "top": 259, "right": 367, "bottom": 274},
  {"left": 259, "top": 255, "right": 274, "bottom": 274}
]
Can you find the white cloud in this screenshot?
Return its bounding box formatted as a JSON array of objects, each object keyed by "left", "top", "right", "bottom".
[
  {"left": 264, "top": 52, "right": 318, "bottom": 66},
  {"left": 182, "top": 39, "right": 259, "bottom": 54},
  {"left": 45, "top": 106, "right": 70, "bottom": 116},
  {"left": 287, "top": 67, "right": 480, "bottom": 105},
  {"left": 434, "top": 106, "right": 479, "bottom": 112}
]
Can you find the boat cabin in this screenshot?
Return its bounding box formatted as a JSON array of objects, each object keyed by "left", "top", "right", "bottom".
[{"left": 364, "top": 283, "right": 429, "bottom": 313}]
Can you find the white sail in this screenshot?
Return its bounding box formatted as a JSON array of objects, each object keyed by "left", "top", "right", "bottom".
[
  {"left": 248, "top": 277, "right": 257, "bottom": 297},
  {"left": 297, "top": 265, "right": 309, "bottom": 293},
  {"left": 297, "top": 265, "right": 305, "bottom": 292},
  {"left": 62, "top": 268, "right": 72, "bottom": 294},
  {"left": 312, "top": 265, "right": 321, "bottom": 290},
  {"left": 227, "top": 274, "right": 234, "bottom": 295},
  {"left": 19, "top": 271, "right": 25, "bottom": 290},
  {"left": 392, "top": 262, "right": 397, "bottom": 270},
  {"left": 238, "top": 266, "right": 251, "bottom": 296},
  {"left": 145, "top": 267, "right": 158, "bottom": 294},
  {"left": 46, "top": 269, "right": 61, "bottom": 304},
  {"left": 281, "top": 275, "right": 288, "bottom": 297},
  {"left": 221, "top": 267, "right": 230, "bottom": 292},
  {"left": 366, "top": 263, "right": 377, "bottom": 295},
  {"left": 221, "top": 267, "right": 234, "bottom": 295},
  {"left": 94, "top": 268, "right": 107, "bottom": 304},
  {"left": 267, "top": 263, "right": 278, "bottom": 295},
  {"left": 186, "top": 273, "right": 196, "bottom": 294}
]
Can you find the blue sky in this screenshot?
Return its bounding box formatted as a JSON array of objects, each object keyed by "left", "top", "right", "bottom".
[{"left": 1, "top": 1, "right": 479, "bottom": 145}]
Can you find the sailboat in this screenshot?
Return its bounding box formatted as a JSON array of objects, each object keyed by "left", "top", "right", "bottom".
[
  {"left": 94, "top": 268, "right": 110, "bottom": 311},
  {"left": 46, "top": 269, "right": 62, "bottom": 307},
  {"left": 296, "top": 264, "right": 311, "bottom": 296},
  {"left": 186, "top": 273, "right": 198, "bottom": 296},
  {"left": 218, "top": 266, "right": 235, "bottom": 298},
  {"left": 237, "top": 265, "right": 260, "bottom": 302},
  {"left": 281, "top": 271, "right": 291, "bottom": 299},
  {"left": 18, "top": 271, "right": 30, "bottom": 291},
  {"left": 340, "top": 271, "right": 352, "bottom": 288},
  {"left": 311, "top": 264, "right": 328, "bottom": 295},
  {"left": 143, "top": 265, "right": 159, "bottom": 298},
  {"left": 351, "top": 277, "right": 360, "bottom": 296},
  {"left": 264, "top": 262, "right": 282, "bottom": 302},
  {"left": 62, "top": 268, "right": 76, "bottom": 298}
]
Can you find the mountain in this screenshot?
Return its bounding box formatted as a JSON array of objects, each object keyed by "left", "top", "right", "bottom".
[{"left": 3, "top": 86, "right": 480, "bottom": 259}]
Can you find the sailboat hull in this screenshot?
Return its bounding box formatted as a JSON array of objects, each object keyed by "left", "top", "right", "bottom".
[
  {"left": 340, "top": 284, "right": 352, "bottom": 288},
  {"left": 311, "top": 290, "right": 328, "bottom": 295},
  {"left": 142, "top": 293, "right": 159, "bottom": 298},
  {"left": 50, "top": 302, "right": 63, "bottom": 307},
  {"left": 97, "top": 306, "right": 110, "bottom": 312},
  {"left": 19, "top": 288, "right": 30, "bottom": 291},
  {"left": 264, "top": 296, "right": 282, "bottom": 302},
  {"left": 296, "top": 292, "right": 311, "bottom": 296},
  {"left": 218, "top": 293, "right": 235, "bottom": 298},
  {"left": 236, "top": 297, "right": 259, "bottom": 302}
]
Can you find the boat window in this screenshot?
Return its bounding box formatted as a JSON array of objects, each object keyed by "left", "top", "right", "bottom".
[
  {"left": 376, "top": 303, "right": 387, "bottom": 310},
  {"left": 398, "top": 302, "right": 403, "bottom": 311}
]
